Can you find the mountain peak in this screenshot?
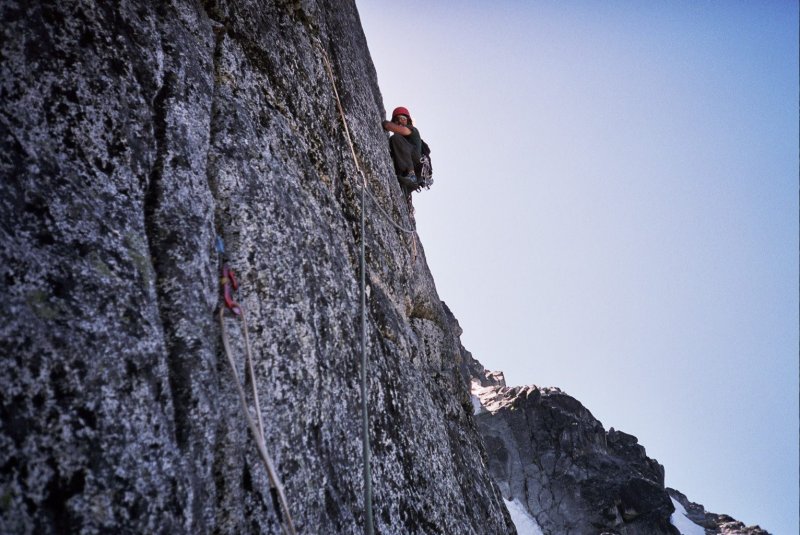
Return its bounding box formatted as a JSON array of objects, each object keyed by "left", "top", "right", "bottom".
[{"left": 466, "top": 354, "right": 772, "bottom": 535}]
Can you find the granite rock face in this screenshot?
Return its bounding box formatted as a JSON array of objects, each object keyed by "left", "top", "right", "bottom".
[{"left": 0, "top": 1, "right": 512, "bottom": 533}]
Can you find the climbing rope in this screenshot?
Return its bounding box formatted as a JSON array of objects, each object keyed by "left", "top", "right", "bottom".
[
  {"left": 318, "top": 41, "right": 420, "bottom": 299},
  {"left": 217, "top": 240, "right": 297, "bottom": 535},
  {"left": 317, "top": 44, "right": 417, "bottom": 237},
  {"left": 364, "top": 185, "right": 417, "bottom": 234},
  {"left": 316, "top": 42, "right": 421, "bottom": 535},
  {"left": 317, "top": 45, "right": 419, "bottom": 264}
]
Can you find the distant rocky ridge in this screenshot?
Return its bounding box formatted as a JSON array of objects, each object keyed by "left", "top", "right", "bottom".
[
  {"left": 667, "top": 488, "right": 770, "bottom": 535},
  {"left": 469, "top": 372, "right": 675, "bottom": 534},
  {"left": 461, "top": 343, "right": 772, "bottom": 535}
]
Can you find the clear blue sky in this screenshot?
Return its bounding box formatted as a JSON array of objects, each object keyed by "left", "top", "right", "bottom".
[{"left": 357, "top": 1, "right": 798, "bottom": 534}]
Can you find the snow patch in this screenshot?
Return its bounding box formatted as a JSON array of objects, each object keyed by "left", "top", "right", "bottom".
[
  {"left": 471, "top": 394, "right": 484, "bottom": 414},
  {"left": 503, "top": 498, "right": 544, "bottom": 535},
  {"left": 670, "top": 497, "right": 705, "bottom": 535},
  {"left": 470, "top": 379, "right": 487, "bottom": 414}
]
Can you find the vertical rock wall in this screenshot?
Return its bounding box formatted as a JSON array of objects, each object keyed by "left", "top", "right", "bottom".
[{"left": 0, "top": 1, "right": 512, "bottom": 533}]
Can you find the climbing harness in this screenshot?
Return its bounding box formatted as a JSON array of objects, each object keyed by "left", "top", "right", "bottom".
[{"left": 216, "top": 238, "right": 297, "bottom": 535}]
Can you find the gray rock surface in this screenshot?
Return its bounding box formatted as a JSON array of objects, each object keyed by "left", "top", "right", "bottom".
[{"left": 0, "top": 1, "right": 512, "bottom": 533}]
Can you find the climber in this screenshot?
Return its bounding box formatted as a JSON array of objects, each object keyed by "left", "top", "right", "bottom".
[{"left": 382, "top": 106, "right": 423, "bottom": 195}]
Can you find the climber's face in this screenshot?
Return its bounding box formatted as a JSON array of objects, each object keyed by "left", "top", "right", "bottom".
[{"left": 395, "top": 115, "right": 408, "bottom": 125}]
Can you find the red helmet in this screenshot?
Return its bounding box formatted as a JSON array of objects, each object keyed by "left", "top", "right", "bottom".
[{"left": 392, "top": 106, "right": 411, "bottom": 119}]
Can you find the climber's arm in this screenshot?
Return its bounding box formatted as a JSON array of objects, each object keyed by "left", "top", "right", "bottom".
[{"left": 382, "top": 120, "right": 412, "bottom": 137}]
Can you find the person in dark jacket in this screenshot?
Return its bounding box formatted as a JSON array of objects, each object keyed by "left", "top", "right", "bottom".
[{"left": 382, "top": 106, "right": 422, "bottom": 194}]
